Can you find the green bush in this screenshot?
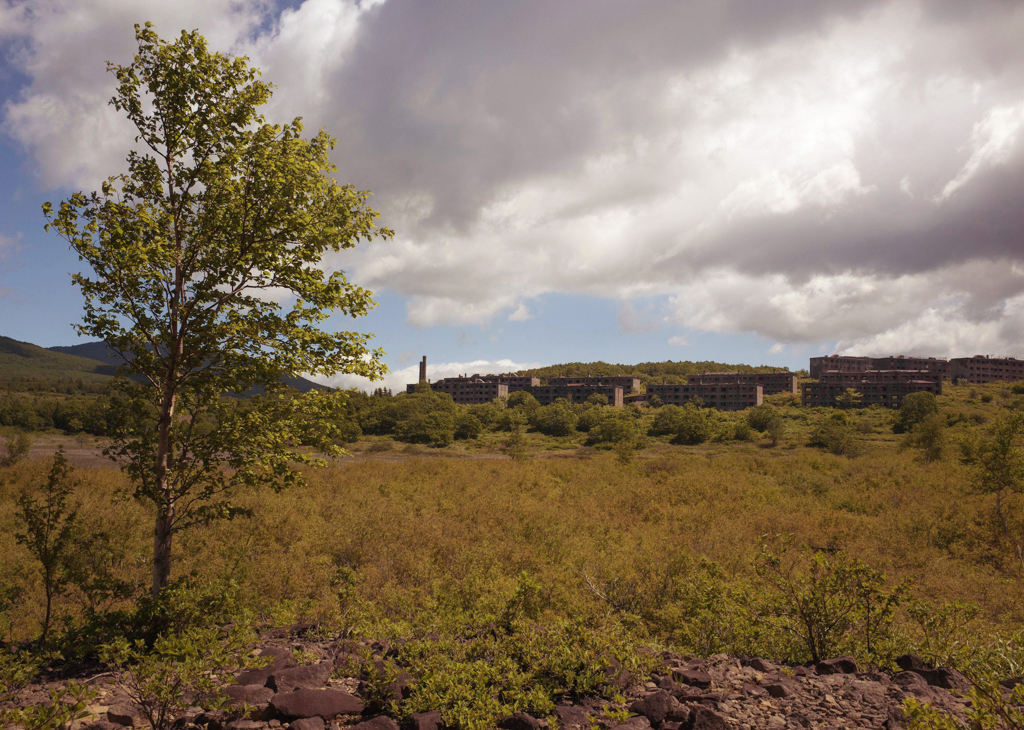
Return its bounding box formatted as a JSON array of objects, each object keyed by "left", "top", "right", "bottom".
[
  {"left": 894, "top": 392, "right": 940, "bottom": 434},
  {"left": 671, "top": 402, "right": 712, "bottom": 445},
  {"left": 454, "top": 414, "right": 483, "bottom": 440},
  {"left": 575, "top": 406, "right": 606, "bottom": 433},
  {"left": 809, "top": 413, "right": 858, "bottom": 456},
  {"left": 649, "top": 405, "right": 683, "bottom": 436},
  {"left": 586, "top": 412, "right": 638, "bottom": 447},
  {"left": 530, "top": 400, "right": 578, "bottom": 437},
  {"left": 746, "top": 404, "right": 779, "bottom": 432}
]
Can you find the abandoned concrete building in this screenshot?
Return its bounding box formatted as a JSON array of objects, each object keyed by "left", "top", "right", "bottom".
[
  {"left": 525, "top": 384, "right": 624, "bottom": 407},
  {"left": 801, "top": 378, "right": 941, "bottom": 408},
  {"left": 647, "top": 383, "right": 763, "bottom": 411},
  {"left": 416, "top": 378, "right": 509, "bottom": 404},
  {"left": 546, "top": 376, "right": 641, "bottom": 393},
  {"left": 819, "top": 369, "right": 944, "bottom": 387},
  {"left": 689, "top": 371, "right": 798, "bottom": 395},
  {"left": 949, "top": 356, "right": 1024, "bottom": 384},
  {"left": 809, "top": 356, "right": 873, "bottom": 379}
]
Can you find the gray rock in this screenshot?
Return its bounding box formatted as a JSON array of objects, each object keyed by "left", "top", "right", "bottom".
[
  {"left": 224, "top": 684, "right": 275, "bottom": 705},
  {"left": 269, "top": 688, "right": 363, "bottom": 720},
  {"left": 816, "top": 657, "right": 858, "bottom": 675},
  {"left": 497, "top": 712, "right": 543, "bottom": 730},
  {"left": 288, "top": 719, "right": 325, "bottom": 730},
  {"left": 106, "top": 704, "right": 141, "bottom": 727},
  {"left": 554, "top": 705, "right": 589, "bottom": 730},
  {"left": 688, "top": 706, "right": 729, "bottom": 730},
  {"left": 266, "top": 662, "right": 332, "bottom": 693},
  {"left": 610, "top": 718, "right": 650, "bottom": 730},
  {"left": 353, "top": 717, "right": 400, "bottom": 730},
  {"left": 408, "top": 710, "right": 445, "bottom": 730}
]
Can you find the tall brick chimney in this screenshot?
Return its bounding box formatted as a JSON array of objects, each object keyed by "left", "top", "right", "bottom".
[{"left": 419, "top": 356, "right": 427, "bottom": 383}]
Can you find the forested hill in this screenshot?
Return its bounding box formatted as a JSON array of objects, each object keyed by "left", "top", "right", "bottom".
[
  {"left": 1, "top": 336, "right": 325, "bottom": 393},
  {"left": 516, "top": 360, "right": 805, "bottom": 385},
  {"left": 0, "top": 335, "right": 117, "bottom": 384}
]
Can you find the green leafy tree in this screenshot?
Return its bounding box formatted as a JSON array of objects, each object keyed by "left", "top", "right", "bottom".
[
  {"left": 43, "top": 24, "right": 388, "bottom": 596},
  {"left": 15, "top": 450, "right": 80, "bottom": 644},
  {"left": 903, "top": 413, "right": 946, "bottom": 463},
  {"left": 835, "top": 388, "right": 863, "bottom": 410},
  {"left": 530, "top": 399, "right": 578, "bottom": 437},
  {"left": 585, "top": 411, "right": 637, "bottom": 447},
  {"left": 810, "top": 413, "right": 858, "bottom": 456},
  {"left": 746, "top": 404, "right": 779, "bottom": 432},
  {"left": 894, "top": 391, "right": 940, "bottom": 434},
  {"left": 961, "top": 411, "right": 1024, "bottom": 572},
  {"left": 671, "top": 402, "right": 712, "bottom": 445},
  {"left": 454, "top": 412, "right": 483, "bottom": 440},
  {"left": 1, "top": 433, "right": 32, "bottom": 467}
]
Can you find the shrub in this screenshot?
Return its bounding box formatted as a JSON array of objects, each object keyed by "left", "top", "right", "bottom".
[
  {"left": 575, "top": 407, "right": 606, "bottom": 433},
  {"left": 750, "top": 537, "right": 909, "bottom": 663},
  {"left": 530, "top": 400, "right": 578, "bottom": 437},
  {"left": 894, "top": 392, "right": 940, "bottom": 434},
  {"left": 809, "top": 414, "right": 858, "bottom": 456},
  {"left": 396, "top": 410, "right": 456, "bottom": 446},
  {"left": 1, "top": 433, "right": 32, "bottom": 467},
  {"left": 747, "top": 404, "right": 779, "bottom": 432},
  {"left": 454, "top": 414, "right": 483, "bottom": 440},
  {"left": 585, "top": 412, "right": 638, "bottom": 447},
  {"left": 902, "top": 413, "right": 946, "bottom": 463},
  {"left": 671, "top": 403, "right": 712, "bottom": 445},
  {"left": 101, "top": 624, "right": 263, "bottom": 730},
  {"left": 649, "top": 405, "right": 682, "bottom": 436},
  {"left": 15, "top": 450, "right": 81, "bottom": 644},
  {"left": 1, "top": 680, "right": 96, "bottom": 730}
]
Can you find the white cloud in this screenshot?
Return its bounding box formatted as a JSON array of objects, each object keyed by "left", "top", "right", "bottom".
[
  {"left": 767, "top": 343, "right": 785, "bottom": 354},
  {"left": 668, "top": 335, "right": 690, "bottom": 347},
  {"left": 318, "top": 357, "right": 542, "bottom": 394},
  {"left": 5, "top": 1, "right": 1024, "bottom": 357},
  {"left": 508, "top": 303, "right": 532, "bottom": 321}
]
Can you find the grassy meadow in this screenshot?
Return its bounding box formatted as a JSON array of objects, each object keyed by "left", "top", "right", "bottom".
[{"left": 2, "top": 381, "right": 1023, "bottom": 669}]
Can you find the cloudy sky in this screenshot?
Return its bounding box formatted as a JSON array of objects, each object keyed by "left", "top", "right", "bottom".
[{"left": 2, "top": 0, "right": 1024, "bottom": 391}]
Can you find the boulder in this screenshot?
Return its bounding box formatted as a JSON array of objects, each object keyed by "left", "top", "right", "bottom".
[
  {"left": 896, "top": 654, "right": 930, "bottom": 673},
  {"left": 554, "top": 705, "right": 589, "bottom": 730},
  {"left": 270, "top": 688, "right": 364, "bottom": 720},
  {"left": 688, "top": 706, "right": 729, "bottom": 730},
  {"left": 764, "top": 681, "right": 797, "bottom": 699},
  {"left": 815, "top": 657, "right": 858, "bottom": 675},
  {"left": 236, "top": 647, "right": 297, "bottom": 686},
  {"left": 289, "top": 719, "right": 326, "bottom": 730},
  {"left": 917, "top": 667, "right": 971, "bottom": 693},
  {"left": 744, "top": 658, "right": 774, "bottom": 673},
  {"left": 673, "top": 669, "right": 712, "bottom": 689},
  {"left": 224, "top": 684, "right": 274, "bottom": 705},
  {"left": 497, "top": 712, "right": 543, "bottom": 730},
  {"left": 106, "top": 704, "right": 141, "bottom": 727},
  {"left": 407, "top": 710, "right": 445, "bottom": 730},
  {"left": 629, "top": 690, "right": 686, "bottom": 726},
  {"left": 353, "top": 717, "right": 401, "bottom": 730},
  {"left": 224, "top": 721, "right": 263, "bottom": 730},
  {"left": 266, "top": 662, "right": 333, "bottom": 693},
  {"left": 610, "top": 718, "right": 650, "bottom": 730},
  {"left": 1001, "top": 675, "right": 1024, "bottom": 690}
]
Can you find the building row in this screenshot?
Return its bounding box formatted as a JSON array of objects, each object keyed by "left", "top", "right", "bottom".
[
  {"left": 810, "top": 354, "right": 1024, "bottom": 384},
  {"left": 801, "top": 371, "right": 942, "bottom": 408},
  {"left": 407, "top": 358, "right": 794, "bottom": 410}
]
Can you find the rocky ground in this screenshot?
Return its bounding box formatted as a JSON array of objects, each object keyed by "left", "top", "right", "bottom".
[{"left": 6, "top": 625, "right": 1018, "bottom": 730}]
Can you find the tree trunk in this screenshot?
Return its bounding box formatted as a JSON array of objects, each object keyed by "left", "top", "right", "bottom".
[{"left": 151, "top": 375, "right": 177, "bottom": 597}]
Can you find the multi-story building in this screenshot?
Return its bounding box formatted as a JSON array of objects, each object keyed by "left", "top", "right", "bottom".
[
  {"left": 689, "top": 371, "right": 798, "bottom": 395},
  {"left": 819, "top": 370, "right": 944, "bottom": 388},
  {"left": 869, "top": 356, "right": 950, "bottom": 379},
  {"left": 949, "top": 356, "right": 1024, "bottom": 384},
  {"left": 647, "top": 383, "right": 762, "bottom": 411},
  {"left": 407, "top": 377, "right": 508, "bottom": 404},
  {"left": 809, "top": 355, "right": 872, "bottom": 379},
  {"left": 801, "top": 379, "right": 940, "bottom": 408},
  {"left": 811, "top": 354, "right": 950, "bottom": 380},
  {"left": 546, "top": 376, "right": 641, "bottom": 393},
  {"left": 525, "top": 384, "right": 624, "bottom": 407}
]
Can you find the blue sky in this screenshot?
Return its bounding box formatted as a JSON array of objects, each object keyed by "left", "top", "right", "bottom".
[{"left": 3, "top": 1, "right": 1024, "bottom": 391}]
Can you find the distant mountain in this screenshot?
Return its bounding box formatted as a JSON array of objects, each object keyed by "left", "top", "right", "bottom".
[
  {"left": 47, "top": 341, "right": 327, "bottom": 394},
  {"left": 0, "top": 336, "right": 325, "bottom": 393},
  {"left": 0, "top": 336, "right": 117, "bottom": 382}
]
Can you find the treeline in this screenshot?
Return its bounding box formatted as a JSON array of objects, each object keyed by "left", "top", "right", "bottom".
[
  {"left": 0, "top": 393, "right": 114, "bottom": 435},
  {"left": 516, "top": 359, "right": 806, "bottom": 385},
  {"left": 1, "top": 378, "right": 109, "bottom": 396}
]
